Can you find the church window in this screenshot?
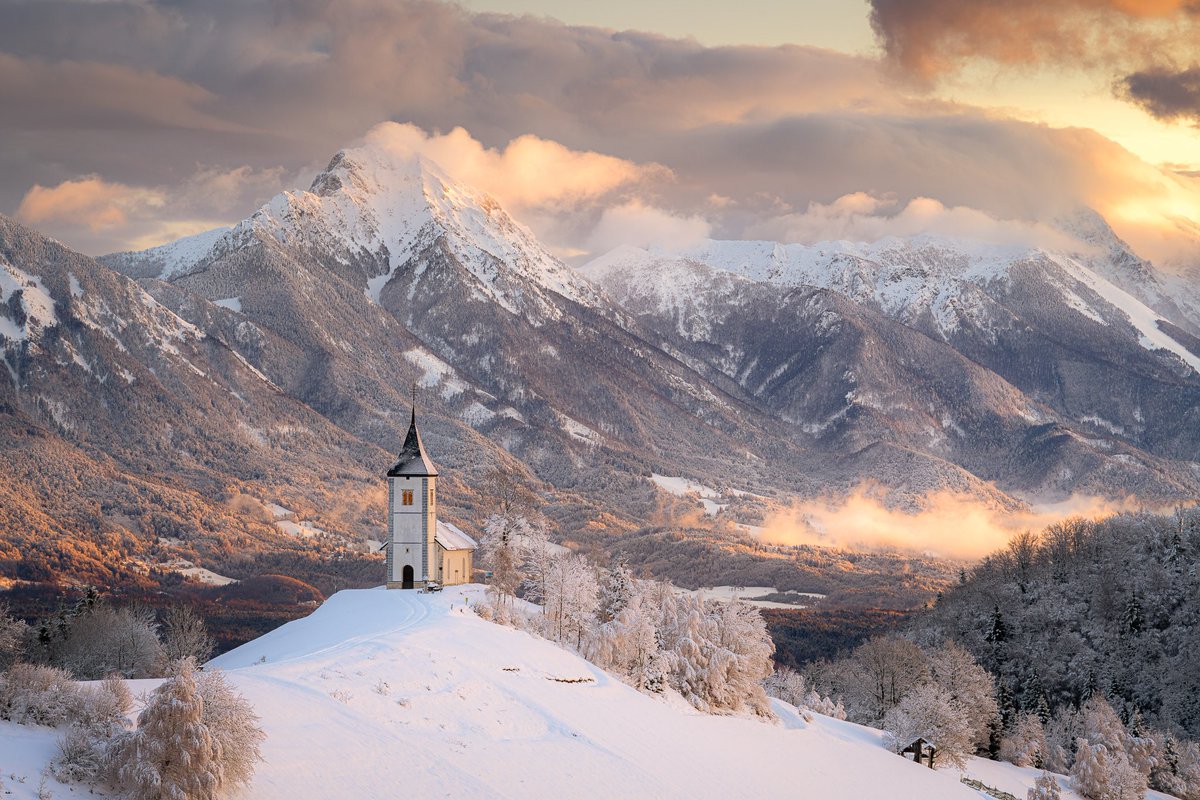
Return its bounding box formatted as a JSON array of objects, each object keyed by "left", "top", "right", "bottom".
[{"left": 402, "top": 489, "right": 414, "bottom": 505}]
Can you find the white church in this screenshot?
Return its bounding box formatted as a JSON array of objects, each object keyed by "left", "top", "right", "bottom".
[{"left": 384, "top": 405, "right": 477, "bottom": 589}]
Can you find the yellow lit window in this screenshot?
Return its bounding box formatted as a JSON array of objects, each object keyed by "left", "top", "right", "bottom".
[{"left": 402, "top": 489, "right": 414, "bottom": 506}]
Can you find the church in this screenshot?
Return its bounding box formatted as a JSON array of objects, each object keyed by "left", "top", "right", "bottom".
[{"left": 384, "top": 404, "right": 477, "bottom": 589}]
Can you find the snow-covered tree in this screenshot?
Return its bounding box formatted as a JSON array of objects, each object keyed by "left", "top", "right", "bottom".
[
  {"left": 764, "top": 666, "right": 809, "bottom": 708},
  {"left": 543, "top": 553, "right": 599, "bottom": 649},
  {"left": 928, "top": 640, "right": 997, "bottom": 751},
  {"left": 597, "top": 563, "right": 635, "bottom": 624},
  {"left": 110, "top": 658, "right": 263, "bottom": 800},
  {"left": 159, "top": 606, "right": 215, "bottom": 668},
  {"left": 0, "top": 603, "right": 27, "bottom": 668},
  {"left": 1070, "top": 738, "right": 1146, "bottom": 800},
  {"left": 480, "top": 513, "right": 528, "bottom": 607},
  {"left": 705, "top": 601, "right": 775, "bottom": 717},
  {"left": 56, "top": 604, "right": 162, "bottom": 679},
  {"left": 194, "top": 669, "right": 265, "bottom": 792},
  {"left": 111, "top": 659, "right": 220, "bottom": 800},
  {"left": 592, "top": 588, "right": 662, "bottom": 691},
  {"left": 0, "top": 663, "right": 81, "bottom": 726},
  {"left": 1027, "top": 771, "right": 1062, "bottom": 800},
  {"left": 838, "top": 635, "right": 931, "bottom": 724},
  {"left": 518, "top": 519, "right": 556, "bottom": 606},
  {"left": 882, "top": 681, "right": 975, "bottom": 768},
  {"left": 1002, "top": 713, "right": 1049, "bottom": 768},
  {"left": 478, "top": 465, "right": 538, "bottom": 606}
]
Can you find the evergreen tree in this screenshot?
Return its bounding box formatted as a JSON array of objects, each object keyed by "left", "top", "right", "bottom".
[
  {"left": 986, "top": 605, "right": 1008, "bottom": 645},
  {"left": 1120, "top": 591, "right": 1143, "bottom": 637},
  {"left": 997, "top": 681, "right": 1016, "bottom": 730}
]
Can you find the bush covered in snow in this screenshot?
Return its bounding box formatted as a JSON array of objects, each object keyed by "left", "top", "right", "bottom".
[
  {"left": 108, "top": 658, "right": 264, "bottom": 800},
  {"left": 0, "top": 663, "right": 81, "bottom": 726},
  {"left": 480, "top": 551, "right": 777, "bottom": 718}
]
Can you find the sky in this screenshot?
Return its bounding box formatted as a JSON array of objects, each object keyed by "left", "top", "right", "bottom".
[{"left": 1, "top": 0, "right": 1199, "bottom": 267}]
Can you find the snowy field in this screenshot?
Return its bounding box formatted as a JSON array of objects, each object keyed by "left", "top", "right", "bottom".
[
  {"left": 0, "top": 587, "right": 1178, "bottom": 799},
  {"left": 672, "top": 584, "right": 827, "bottom": 609}
]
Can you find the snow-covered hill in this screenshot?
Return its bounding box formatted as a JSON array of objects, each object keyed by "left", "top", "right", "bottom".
[{"left": 3, "top": 586, "right": 1163, "bottom": 800}]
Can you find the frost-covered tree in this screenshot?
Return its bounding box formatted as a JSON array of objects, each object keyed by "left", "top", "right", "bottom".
[
  {"left": 543, "top": 554, "right": 599, "bottom": 649},
  {"left": 882, "top": 681, "right": 975, "bottom": 768},
  {"left": 52, "top": 676, "right": 133, "bottom": 783},
  {"left": 111, "top": 659, "right": 219, "bottom": 800},
  {"left": 1070, "top": 738, "right": 1145, "bottom": 800},
  {"left": 0, "top": 603, "right": 27, "bottom": 668},
  {"left": 56, "top": 604, "right": 162, "bottom": 679},
  {"left": 518, "top": 519, "right": 556, "bottom": 606},
  {"left": 592, "top": 587, "right": 662, "bottom": 691},
  {"left": 478, "top": 465, "right": 538, "bottom": 606},
  {"left": 1027, "top": 771, "right": 1062, "bottom": 800},
  {"left": 763, "top": 666, "right": 809, "bottom": 708},
  {"left": 480, "top": 513, "right": 528, "bottom": 607},
  {"left": 110, "top": 659, "right": 263, "bottom": 800},
  {"left": 159, "top": 606, "right": 215, "bottom": 668},
  {"left": 1002, "top": 713, "right": 1049, "bottom": 768},
  {"left": 597, "top": 563, "right": 635, "bottom": 624},
  {"left": 194, "top": 669, "right": 265, "bottom": 792},
  {"left": 706, "top": 601, "right": 774, "bottom": 717},
  {"left": 0, "top": 663, "right": 81, "bottom": 726},
  {"left": 928, "top": 640, "right": 997, "bottom": 751}
]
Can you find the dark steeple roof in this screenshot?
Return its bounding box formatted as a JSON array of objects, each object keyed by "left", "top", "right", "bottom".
[{"left": 387, "top": 404, "right": 438, "bottom": 477}]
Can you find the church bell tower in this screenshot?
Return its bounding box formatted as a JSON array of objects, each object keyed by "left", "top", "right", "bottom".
[{"left": 385, "top": 396, "right": 438, "bottom": 589}]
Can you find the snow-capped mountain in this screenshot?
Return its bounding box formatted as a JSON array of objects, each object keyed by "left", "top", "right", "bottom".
[
  {"left": 6, "top": 134, "right": 1200, "bottom": 594},
  {"left": 581, "top": 228, "right": 1200, "bottom": 488},
  {"left": 1, "top": 586, "right": 1124, "bottom": 799}
]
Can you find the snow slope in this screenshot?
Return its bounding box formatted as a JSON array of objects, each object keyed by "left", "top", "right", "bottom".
[
  {"left": 0, "top": 587, "right": 1181, "bottom": 800},
  {"left": 210, "top": 586, "right": 985, "bottom": 800}
]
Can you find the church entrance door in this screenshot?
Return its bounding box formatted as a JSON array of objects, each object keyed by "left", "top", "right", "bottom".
[{"left": 402, "top": 564, "right": 414, "bottom": 589}]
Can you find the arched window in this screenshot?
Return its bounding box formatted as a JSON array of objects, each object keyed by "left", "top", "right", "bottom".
[{"left": 402, "top": 489, "right": 414, "bottom": 505}]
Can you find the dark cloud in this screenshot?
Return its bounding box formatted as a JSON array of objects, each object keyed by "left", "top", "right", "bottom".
[
  {"left": 1121, "top": 65, "right": 1200, "bottom": 123},
  {"left": 867, "top": 0, "right": 1200, "bottom": 80}
]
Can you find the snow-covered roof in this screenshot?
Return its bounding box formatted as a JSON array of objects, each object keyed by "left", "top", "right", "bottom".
[
  {"left": 387, "top": 408, "right": 438, "bottom": 477},
  {"left": 435, "top": 521, "right": 477, "bottom": 551}
]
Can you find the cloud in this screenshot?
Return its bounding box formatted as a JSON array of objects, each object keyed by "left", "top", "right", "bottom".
[
  {"left": 867, "top": 0, "right": 1199, "bottom": 81},
  {"left": 1120, "top": 65, "right": 1200, "bottom": 124},
  {"left": 746, "top": 192, "right": 1088, "bottom": 250},
  {"left": 14, "top": 165, "right": 289, "bottom": 255},
  {"left": 0, "top": 0, "right": 1198, "bottom": 264},
  {"left": 757, "top": 484, "right": 1145, "bottom": 561},
  {"left": 16, "top": 176, "right": 165, "bottom": 232},
  {"left": 585, "top": 201, "right": 712, "bottom": 252},
  {"left": 361, "top": 123, "right": 659, "bottom": 210}
]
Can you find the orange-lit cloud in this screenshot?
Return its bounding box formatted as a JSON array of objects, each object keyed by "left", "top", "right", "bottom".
[
  {"left": 362, "top": 123, "right": 659, "bottom": 210},
  {"left": 16, "top": 176, "right": 165, "bottom": 232},
  {"left": 757, "top": 484, "right": 1150, "bottom": 561}
]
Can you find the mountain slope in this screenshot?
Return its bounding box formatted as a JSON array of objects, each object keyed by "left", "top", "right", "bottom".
[
  {"left": 103, "top": 140, "right": 1057, "bottom": 515},
  {"left": 0, "top": 215, "right": 395, "bottom": 586},
  {"left": 582, "top": 233, "right": 1200, "bottom": 499}
]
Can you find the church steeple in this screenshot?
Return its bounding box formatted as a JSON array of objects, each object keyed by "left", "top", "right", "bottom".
[{"left": 387, "top": 389, "right": 438, "bottom": 477}]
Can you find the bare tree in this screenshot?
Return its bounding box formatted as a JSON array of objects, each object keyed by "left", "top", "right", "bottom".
[
  {"left": 0, "top": 603, "right": 26, "bottom": 668},
  {"left": 56, "top": 605, "right": 162, "bottom": 679},
  {"left": 479, "top": 465, "right": 538, "bottom": 607},
  {"left": 160, "top": 606, "right": 215, "bottom": 667}
]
